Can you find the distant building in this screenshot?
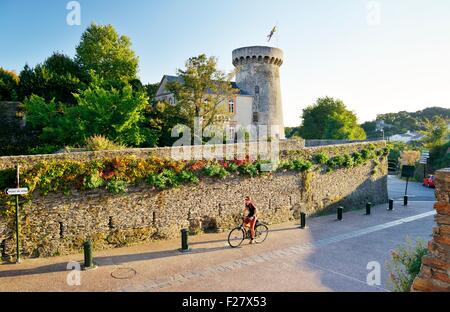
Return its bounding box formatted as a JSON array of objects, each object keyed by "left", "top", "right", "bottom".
[{"left": 389, "top": 131, "right": 424, "bottom": 143}]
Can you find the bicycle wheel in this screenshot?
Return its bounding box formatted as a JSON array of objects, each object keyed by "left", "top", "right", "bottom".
[
  {"left": 254, "top": 224, "right": 269, "bottom": 244},
  {"left": 228, "top": 227, "right": 245, "bottom": 248}
]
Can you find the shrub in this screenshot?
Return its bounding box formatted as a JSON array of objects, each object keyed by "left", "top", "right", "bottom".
[
  {"left": 352, "top": 151, "right": 364, "bottom": 165},
  {"left": 238, "top": 163, "right": 259, "bottom": 177},
  {"left": 177, "top": 170, "right": 199, "bottom": 184},
  {"left": 83, "top": 172, "right": 104, "bottom": 190},
  {"left": 106, "top": 179, "right": 128, "bottom": 194},
  {"left": 85, "top": 135, "right": 127, "bottom": 151},
  {"left": 314, "top": 153, "right": 329, "bottom": 165},
  {"left": 227, "top": 162, "right": 239, "bottom": 173},
  {"left": 386, "top": 239, "right": 428, "bottom": 292},
  {"left": 203, "top": 164, "right": 229, "bottom": 179},
  {"left": 327, "top": 155, "right": 346, "bottom": 170},
  {"left": 147, "top": 169, "right": 179, "bottom": 189},
  {"left": 361, "top": 149, "right": 375, "bottom": 161},
  {"left": 342, "top": 154, "right": 355, "bottom": 168},
  {"left": 292, "top": 159, "right": 313, "bottom": 172}
]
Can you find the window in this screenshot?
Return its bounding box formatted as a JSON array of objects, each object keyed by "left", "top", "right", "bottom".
[
  {"left": 228, "top": 99, "right": 235, "bottom": 113},
  {"left": 255, "top": 86, "right": 260, "bottom": 94}
]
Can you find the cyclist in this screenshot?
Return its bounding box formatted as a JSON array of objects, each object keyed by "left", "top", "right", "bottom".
[{"left": 243, "top": 196, "right": 258, "bottom": 244}]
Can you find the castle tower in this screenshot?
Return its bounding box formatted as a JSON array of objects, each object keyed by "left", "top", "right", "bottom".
[{"left": 232, "top": 46, "right": 285, "bottom": 139}]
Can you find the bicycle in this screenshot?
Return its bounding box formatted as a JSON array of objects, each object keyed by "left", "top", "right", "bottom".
[{"left": 228, "top": 218, "right": 269, "bottom": 248}]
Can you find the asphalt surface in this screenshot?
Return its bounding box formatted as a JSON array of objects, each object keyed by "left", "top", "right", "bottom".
[
  {"left": 0, "top": 176, "right": 437, "bottom": 292},
  {"left": 387, "top": 175, "right": 436, "bottom": 202}
]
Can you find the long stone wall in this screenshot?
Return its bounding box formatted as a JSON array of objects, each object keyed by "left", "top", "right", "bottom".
[
  {"left": 412, "top": 168, "right": 450, "bottom": 292},
  {"left": 0, "top": 141, "right": 388, "bottom": 260}
]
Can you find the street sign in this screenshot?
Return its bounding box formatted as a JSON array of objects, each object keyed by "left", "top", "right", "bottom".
[
  {"left": 401, "top": 166, "right": 416, "bottom": 178},
  {"left": 5, "top": 188, "right": 29, "bottom": 196},
  {"left": 420, "top": 157, "right": 428, "bottom": 164}
]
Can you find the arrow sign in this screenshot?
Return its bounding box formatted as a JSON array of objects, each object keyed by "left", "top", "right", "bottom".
[{"left": 5, "top": 188, "right": 29, "bottom": 196}]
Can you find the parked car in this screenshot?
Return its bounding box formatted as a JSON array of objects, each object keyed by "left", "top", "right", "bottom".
[{"left": 423, "top": 175, "right": 436, "bottom": 188}]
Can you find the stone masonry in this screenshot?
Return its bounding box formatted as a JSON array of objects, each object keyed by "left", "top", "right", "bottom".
[
  {"left": 0, "top": 141, "right": 388, "bottom": 260},
  {"left": 412, "top": 168, "right": 450, "bottom": 292}
]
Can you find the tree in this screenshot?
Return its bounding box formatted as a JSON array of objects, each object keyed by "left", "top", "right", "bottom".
[
  {"left": 18, "top": 53, "right": 87, "bottom": 104},
  {"left": 419, "top": 116, "right": 449, "bottom": 150},
  {"left": 299, "top": 97, "right": 366, "bottom": 140},
  {"left": 75, "top": 23, "right": 139, "bottom": 82},
  {"left": 144, "top": 82, "right": 160, "bottom": 103},
  {"left": 0, "top": 68, "right": 19, "bottom": 101},
  {"left": 24, "top": 76, "right": 158, "bottom": 148},
  {"left": 167, "top": 54, "right": 238, "bottom": 140}
]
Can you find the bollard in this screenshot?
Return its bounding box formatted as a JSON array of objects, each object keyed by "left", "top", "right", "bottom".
[
  {"left": 388, "top": 199, "right": 394, "bottom": 211},
  {"left": 366, "top": 202, "right": 372, "bottom": 215},
  {"left": 83, "top": 240, "right": 94, "bottom": 269},
  {"left": 180, "top": 229, "right": 190, "bottom": 252},
  {"left": 337, "top": 207, "right": 344, "bottom": 221},
  {"left": 300, "top": 213, "right": 306, "bottom": 229},
  {"left": 404, "top": 196, "right": 408, "bottom": 206}
]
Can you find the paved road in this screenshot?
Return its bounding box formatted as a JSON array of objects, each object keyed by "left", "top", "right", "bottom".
[
  {"left": 388, "top": 175, "right": 436, "bottom": 202},
  {"left": 0, "top": 201, "right": 435, "bottom": 292}
]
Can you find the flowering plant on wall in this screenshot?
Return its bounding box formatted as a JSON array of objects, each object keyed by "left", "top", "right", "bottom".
[{"left": 0, "top": 145, "right": 389, "bottom": 216}]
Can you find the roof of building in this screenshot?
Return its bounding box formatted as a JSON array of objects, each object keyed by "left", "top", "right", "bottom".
[{"left": 157, "top": 75, "right": 251, "bottom": 97}]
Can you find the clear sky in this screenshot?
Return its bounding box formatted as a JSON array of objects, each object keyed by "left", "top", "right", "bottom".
[{"left": 1, "top": 0, "right": 449, "bottom": 126}]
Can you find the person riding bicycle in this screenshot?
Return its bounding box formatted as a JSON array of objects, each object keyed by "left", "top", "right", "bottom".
[{"left": 243, "top": 196, "right": 258, "bottom": 244}]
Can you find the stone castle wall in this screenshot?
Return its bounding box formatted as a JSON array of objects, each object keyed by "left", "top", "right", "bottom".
[
  {"left": 412, "top": 168, "right": 450, "bottom": 292},
  {"left": 0, "top": 141, "right": 388, "bottom": 260}
]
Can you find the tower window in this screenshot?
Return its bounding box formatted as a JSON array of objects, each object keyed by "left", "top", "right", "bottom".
[
  {"left": 228, "top": 99, "right": 235, "bottom": 113},
  {"left": 255, "top": 86, "right": 260, "bottom": 94}
]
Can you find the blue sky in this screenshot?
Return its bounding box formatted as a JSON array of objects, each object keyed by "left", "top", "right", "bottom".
[{"left": 1, "top": 0, "right": 449, "bottom": 126}]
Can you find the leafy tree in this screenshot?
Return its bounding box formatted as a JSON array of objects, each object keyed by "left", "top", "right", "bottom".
[
  {"left": 167, "top": 54, "right": 238, "bottom": 139},
  {"left": 419, "top": 116, "right": 449, "bottom": 150},
  {"left": 0, "top": 68, "right": 19, "bottom": 101},
  {"left": 18, "top": 53, "right": 87, "bottom": 104},
  {"left": 299, "top": 97, "right": 366, "bottom": 140},
  {"left": 144, "top": 82, "right": 160, "bottom": 103},
  {"left": 24, "top": 76, "right": 158, "bottom": 148},
  {"left": 146, "top": 101, "right": 188, "bottom": 147},
  {"left": 75, "top": 23, "right": 139, "bottom": 82},
  {"left": 362, "top": 107, "right": 450, "bottom": 139}
]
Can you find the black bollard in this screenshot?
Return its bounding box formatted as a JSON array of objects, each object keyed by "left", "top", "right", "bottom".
[
  {"left": 404, "top": 196, "right": 408, "bottom": 206},
  {"left": 180, "top": 229, "right": 190, "bottom": 252},
  {"left": 366, "top": 202, "right": 372, "bottom": 215},
  {"left": 389, "top": 199, "right": 394, "bottom": 211},
  {"left": 300, "top": 213, "right": 306, "bottom": 229},
  {"left": 83, "top": 240, "right": 94, "bottom": 269},
  {"left": 337, "top": 207, "right": 344, "bottom": 221}
]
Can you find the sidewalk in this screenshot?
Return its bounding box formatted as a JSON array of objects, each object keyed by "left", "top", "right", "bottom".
[{"left": 0, "top": 201, "right": 435, "bottom": 292}]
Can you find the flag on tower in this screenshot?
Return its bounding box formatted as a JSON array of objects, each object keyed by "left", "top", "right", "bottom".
[{"left": 267, "top": 26, "right": 277, "bottom": 42}]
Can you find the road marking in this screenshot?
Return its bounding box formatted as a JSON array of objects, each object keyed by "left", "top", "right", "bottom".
[{"left": 121, "top": 210, "right": 436, "bottom": 292}]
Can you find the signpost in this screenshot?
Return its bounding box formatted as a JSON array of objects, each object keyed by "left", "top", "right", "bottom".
[
  {"left": 420, "top": 150, "right": 430, "bottom": 179},
  {"left": 4, "top": 164, "right": 28, "bottom": 264},
  {"left": 401, "top": 165, "right": 415, "bottom": 206}
]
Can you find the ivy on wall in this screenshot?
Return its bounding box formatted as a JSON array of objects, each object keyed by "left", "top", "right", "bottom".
[{"left": 0, "top": 145, "right": 389, "bottom": 216}]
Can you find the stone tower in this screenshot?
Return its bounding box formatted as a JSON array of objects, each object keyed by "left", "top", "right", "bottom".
[{"left": 232, "top": 46, "right": 285, "bottom": 139}]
